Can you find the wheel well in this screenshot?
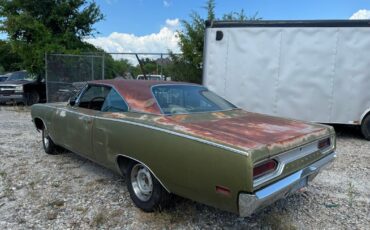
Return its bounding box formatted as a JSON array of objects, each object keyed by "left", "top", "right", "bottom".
[
  {"left": 360, "top": 109, "right": 370, "bottom": 125},
  {"left": 34, "top": 118, "right": 44, "bottom": 130},
  {"left": 116, "top": 154, "right": 171, "bottom": 193},
  {"left": 116, "top": 155, "right": 133, "bottom": 175}
]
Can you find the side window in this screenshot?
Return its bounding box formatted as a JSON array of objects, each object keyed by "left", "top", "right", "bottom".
[
  {"left": 78, "top": 85, "right": 110, "bottom": 110},
  {"left": 101, "top": 89, "right": 128, "bottom": 112}
]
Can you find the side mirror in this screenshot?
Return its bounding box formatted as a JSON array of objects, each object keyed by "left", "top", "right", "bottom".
[{"left": 69, "top": 97, "right": 76, "bottom": 106}]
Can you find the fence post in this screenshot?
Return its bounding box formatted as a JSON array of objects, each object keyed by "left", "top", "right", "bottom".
[
  {"left": 102, "top": 53, "right": 105, "bottom": 80},
  {"left": 45, "top": 52, "right": 49, "bottom": 103},
  {"left": 91, "top": 56, "right": 94, "bottom": 80},
  {"left": 160, "top": 53, "right": 163, "bottom": 76}
]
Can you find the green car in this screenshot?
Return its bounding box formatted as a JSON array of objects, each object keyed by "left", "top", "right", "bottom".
[{"left": 31, "top": 80, "right": 336, "bottom": 216}]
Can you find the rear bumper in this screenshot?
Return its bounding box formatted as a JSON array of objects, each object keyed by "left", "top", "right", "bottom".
[{"left": 238, "top": 151, "right": 337, "bottom": 217}]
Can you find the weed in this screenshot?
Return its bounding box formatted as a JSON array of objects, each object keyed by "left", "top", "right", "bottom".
[
  {"left": 91, "top": 210, "right": 107, "bottom": 227},
  {"left": 0, "top": 171, "right": 7, "bottom": 178},
  {"left": 47, "top": 211, "right": 58, "bottom": 220},
  {"left": 347, "top": 182, "right": 355, "bottom": 207},
  {"left": 262, "top": 213, "right": 297, "bottom": 230},
  {"left": 49, "top": 199, "right": 65, "bottom": 208}
]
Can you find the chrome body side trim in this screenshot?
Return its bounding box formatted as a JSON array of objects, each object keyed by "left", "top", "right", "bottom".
[
  {"left": 239, "top": 151, "right": 337, "bottom": 217},
  {"left": 37, "top": 104, "right": 249, "bottom": 156}
]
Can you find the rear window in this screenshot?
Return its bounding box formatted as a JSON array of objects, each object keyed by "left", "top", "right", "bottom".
[{"left": 152, "top": 85, "right": 236, "bottom": 115}]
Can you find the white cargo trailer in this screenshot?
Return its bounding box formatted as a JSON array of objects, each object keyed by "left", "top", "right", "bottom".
[{"left": 203, "top": 20, "right": 370, "bottom": 139}]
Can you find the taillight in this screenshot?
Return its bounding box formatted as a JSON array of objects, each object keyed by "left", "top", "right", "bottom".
[
  {"left": 318, "top": 138, "right": 331, "bottom": 150},
  {"left": 253, "top": 159, "right": 277, "bottom": 179}
]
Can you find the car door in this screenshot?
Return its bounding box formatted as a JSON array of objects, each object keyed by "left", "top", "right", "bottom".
[
  {"left": 57, "top": 84, "right": 110, "bottom": 157},
  {"left": 92, "top": 88, "right": 129, "bottom": 167}
]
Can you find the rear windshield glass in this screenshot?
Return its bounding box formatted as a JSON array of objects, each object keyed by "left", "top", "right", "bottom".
[{"left": 152, "top": 85, "right": 236, "bottom": 115}]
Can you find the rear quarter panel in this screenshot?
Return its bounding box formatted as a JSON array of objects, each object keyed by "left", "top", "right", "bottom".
[{"left": 94, "top": 116, "right": 252, "bottom": 214}]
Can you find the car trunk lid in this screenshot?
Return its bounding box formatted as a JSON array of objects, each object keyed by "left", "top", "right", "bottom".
[{"left": 155, "top": 109, "right": 332, "bottom": 158}]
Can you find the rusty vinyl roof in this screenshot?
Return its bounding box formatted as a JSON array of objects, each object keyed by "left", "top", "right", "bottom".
[{"left": 91, "top": 79, "right": 197, "bottom": 114}]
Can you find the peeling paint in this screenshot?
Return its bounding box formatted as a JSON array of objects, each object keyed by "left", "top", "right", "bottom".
[{"left": 91, "top": 80, "right": 332, "bottom": 157}]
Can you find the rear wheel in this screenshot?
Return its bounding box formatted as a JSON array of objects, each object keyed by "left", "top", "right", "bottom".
[
  {"left": 126, "top": 161, "right": 169, "bottom": 212},
  {"left": 361, "top": 114, "right": 370, "bottom": 140},
  {"left": 42, "top": 129, "right": 57, "bottom": 154},
  {"left": 26, "top": 90, "right": 40, "bottom": 105}
]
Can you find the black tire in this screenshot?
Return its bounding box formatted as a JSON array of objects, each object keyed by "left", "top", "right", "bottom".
[
  {"left": 126, "top": 161, "right": 170, "bottom": 212},
  {"left": 26, "top": 90, "right": 40, "bottom": 106},
  {"left": 42, "top": 129, "right": 57, "bottom": 154},
  {"left": 361, "top": 114, "right": 370, "bottom": 140}
]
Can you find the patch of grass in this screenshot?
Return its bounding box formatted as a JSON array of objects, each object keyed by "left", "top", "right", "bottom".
[
  {"left": 0, "top": 171, "right": 7, "bottom": 178},
  {"left": 48, "top": 199, "right": 65, "bottom": 208},
  {"left": 46, "top": 211, "right": 58, "bottom": 220},
  {"left": 4, "top": 187, "right": 14, "bottom": 200},
  {"left": 29, "top": 181, "right": 36, "bottom": 190},
  {"left": 51, "top": 181, "right": 61, "bottom": 188},
  {"left": 76, "top": 207, "right": 88, "bottom": 213},
  {"left": 261, "top": 213, "right": 297, "bottom": 230},
  {"left": 91, "top": 210, "right": 108, "bottom": 227}
]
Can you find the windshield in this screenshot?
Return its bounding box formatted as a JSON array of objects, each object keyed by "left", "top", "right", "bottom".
[
  {"left": 152, "top": 85, "right": 236, "bottom": 115},
  {"left": 0, "top": 76, "right": 8, "bottom": 82},
  {"left": 6, "top": 71, "right": 36, "bottom": 81}
]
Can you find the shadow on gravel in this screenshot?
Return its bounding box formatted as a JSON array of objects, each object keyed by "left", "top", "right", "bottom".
[{"left": 330, "top": 124, "right": 364, "bottom": 140}]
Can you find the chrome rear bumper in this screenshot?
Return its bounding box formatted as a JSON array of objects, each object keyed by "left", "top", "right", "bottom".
[{"left": 238, "top": 151, "right": 337, "bottom": 217}]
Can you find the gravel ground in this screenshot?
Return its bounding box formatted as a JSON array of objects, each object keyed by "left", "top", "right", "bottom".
[{"left": 0, "top": 106, "right": 369, "bottom": 229}]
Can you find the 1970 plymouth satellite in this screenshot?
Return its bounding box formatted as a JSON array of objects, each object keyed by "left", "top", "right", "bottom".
[{"left": 31, "top": 80, "right": 336, "bottom": 216}]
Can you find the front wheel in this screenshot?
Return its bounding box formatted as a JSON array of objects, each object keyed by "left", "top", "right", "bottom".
[
  {"left": 42, "top": 129, "right": 57, "bottom": 154},
  {"left": 126, "top": 161, "right": 170, "bottom": 212},
  {"left": 361, "top": 115, "right": 370, "bottom": 140}
]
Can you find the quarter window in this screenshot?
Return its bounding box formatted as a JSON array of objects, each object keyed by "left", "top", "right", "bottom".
[{"left": 101, "top": 89, "right": 128, "bottom": 112}]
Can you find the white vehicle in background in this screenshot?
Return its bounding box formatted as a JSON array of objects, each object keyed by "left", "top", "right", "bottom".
[
  {"left": 136, "top": 74, "right": 168, "bottom": 81},
  {"left": 203, "top": 20, "right": 370, "bottom": 140}
]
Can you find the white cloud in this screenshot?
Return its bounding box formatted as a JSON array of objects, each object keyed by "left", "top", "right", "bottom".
[
  {"left": 163, "top": 0, "right": 171, "bottom": 7},
  {"left": 350, "top": 9, "right": 370, "bottom": 19},
  {"left": 104, "top": 0, "right": 117, "bottom": 5},
  {"left": 85, "top": 20, "right": 180, "bottom": 63},
  {"left": 165, "top": 18, "right": 180, "bottom": 28}
]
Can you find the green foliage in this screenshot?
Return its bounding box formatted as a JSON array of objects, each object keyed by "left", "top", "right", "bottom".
[
  {"left": 104, "top": 56, "right": 135, "bottom": 79},
  {"left": 222, "top": 10, "right": 262, "bottom": 21},
  {"left": 0, "top": 0, "right": 103, "bottom": 74},
  {"left": 0, "top": 40, "right": 22, "bottom": 72},
  {"left": 171, "top": 0, "right": 260, "bottom": 83}
]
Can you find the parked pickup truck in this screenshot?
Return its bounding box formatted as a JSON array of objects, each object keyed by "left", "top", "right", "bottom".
[{"left": 0, "top": 70, "right": 46, "bottom": 105}]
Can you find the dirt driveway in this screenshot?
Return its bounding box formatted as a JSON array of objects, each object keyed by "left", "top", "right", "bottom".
[{"left": 0, "top": 106, "right": 369, "bottom": 229}]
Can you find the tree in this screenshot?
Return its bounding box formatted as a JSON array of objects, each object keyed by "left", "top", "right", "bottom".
[
  {"left": 0, "top": 40, "right": 22, "bottom": 72},
  {"left": 171, "top": 0, "right": 260, "bottom": 83},
  {"left": 0, "top": 0, "right": 103, "bottom": 74}
]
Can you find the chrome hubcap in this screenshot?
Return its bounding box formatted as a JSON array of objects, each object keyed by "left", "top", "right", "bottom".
[
  {"left": 131, "top": 164, "right": 153, "bottom": 201},
  {"left": 43, "top": 135, "right": 49, "bottom": 148}
]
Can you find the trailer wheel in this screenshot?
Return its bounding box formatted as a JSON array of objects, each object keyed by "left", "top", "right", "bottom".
[{"left": 361, "top": 114, "right": 370, "bottom": 140}]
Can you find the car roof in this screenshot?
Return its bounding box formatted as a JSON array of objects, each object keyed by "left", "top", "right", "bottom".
[{"left": 90, "top": 79, "right": 199, "bottom": 114}]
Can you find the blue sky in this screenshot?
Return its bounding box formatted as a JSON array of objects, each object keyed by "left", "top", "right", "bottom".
[
  {"left": 94, "top": 0, "right": 370, "bottom": 36},
  {"left": 1, "top": 0, "right": 370, "bottom": 53}
]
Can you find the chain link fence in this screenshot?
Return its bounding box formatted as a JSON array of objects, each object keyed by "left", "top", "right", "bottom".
[
  {"left": 45, "top": 52, "right": 185, "bottom": 103},
  {"left": 46, "top": 53, "right": 104, "bottom": 102}
]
